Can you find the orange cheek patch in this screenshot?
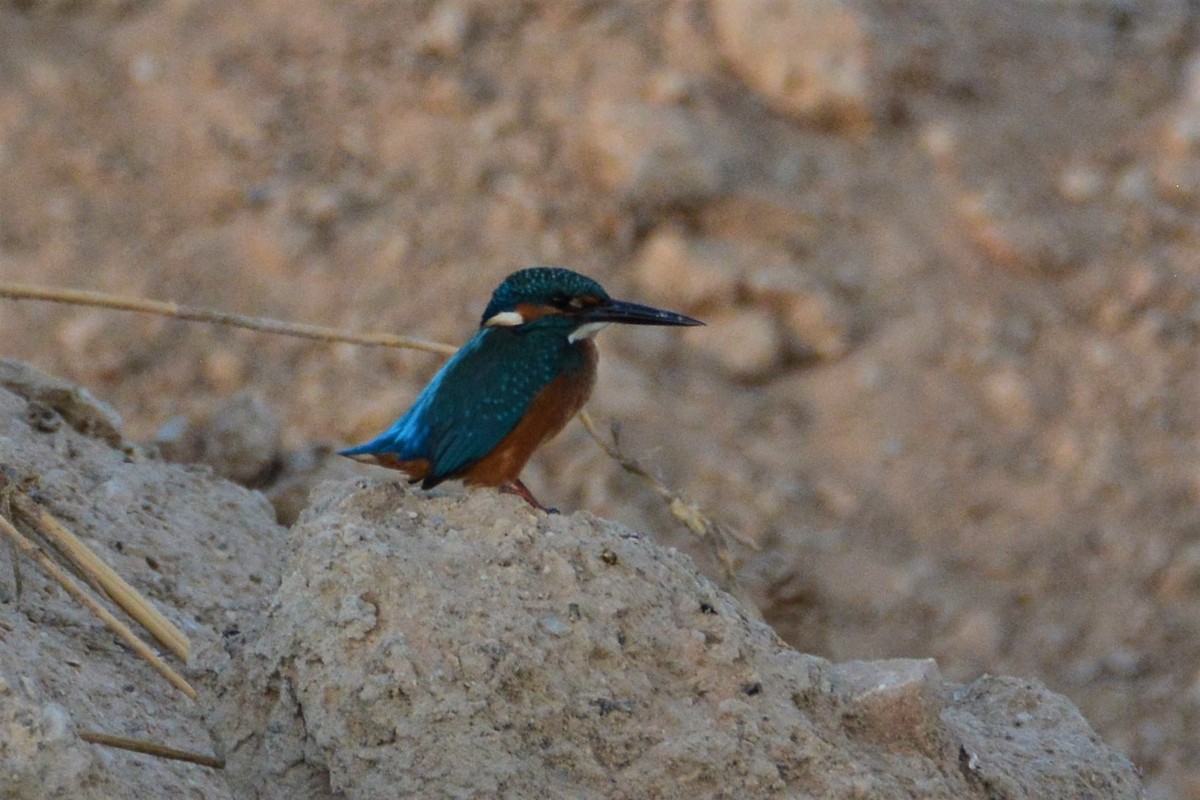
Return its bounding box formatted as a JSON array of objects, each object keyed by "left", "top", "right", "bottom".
[{"left": 514, "top": 303, "right": 558, "bottom": 322}]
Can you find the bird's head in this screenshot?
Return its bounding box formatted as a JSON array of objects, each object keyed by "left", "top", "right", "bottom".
[{"left": 480, "top": 267, "right": 702, "bottom": 342}]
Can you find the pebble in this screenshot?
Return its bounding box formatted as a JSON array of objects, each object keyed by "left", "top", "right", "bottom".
[
  {"left": 711, "top": 0, "right": 872, "bottom": 131},
  {"left": 687, "top": 308, "right": 784, "bottom": 381},
  {"left": 583, "top": 99, "right": 726, "bottom": 209},
  {"left": 416, "top": 3, "right": 471, "bottom": 58},
  {"left": 632, "top": 229, "right": 741, "bottom": 310}
]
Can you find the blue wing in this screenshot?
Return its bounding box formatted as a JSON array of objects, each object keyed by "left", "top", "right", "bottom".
[{"left": 340, "top": 326, "right": 572, "bottom": 484}]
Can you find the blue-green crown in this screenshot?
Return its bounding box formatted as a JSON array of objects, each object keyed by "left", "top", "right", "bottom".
[{"left": 480, "top": 267, "right": 609, "bottom": 324}]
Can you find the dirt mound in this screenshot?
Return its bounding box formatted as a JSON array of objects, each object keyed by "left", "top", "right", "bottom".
[
  {"left": 211, "top": 479, "right": 1141, "bottom": 800},
  {"left": 0, "top": 360, "right": 285, "bottom": 798},
  {"left": 1, "top": 361, "right": 1140, "bottom": 798}
]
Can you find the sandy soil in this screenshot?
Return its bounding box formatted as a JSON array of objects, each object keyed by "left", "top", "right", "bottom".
[{"left": 1, "top": 1, "right": 1198, "bottom": 796}]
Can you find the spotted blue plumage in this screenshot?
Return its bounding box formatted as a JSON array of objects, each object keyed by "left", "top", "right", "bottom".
[
  {"left": 340, "top": 266, "right": 702, "bottom": 501},
  {"left": 340, "top": 270, "right": 597, "bottom": 487}
]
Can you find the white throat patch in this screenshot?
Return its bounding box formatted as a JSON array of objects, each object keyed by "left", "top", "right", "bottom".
[
  {"left": 568, "top": 321, "right": 610, "bottom": 343},
  {"left": 484, "top": 310, "right": 525, "bottom": 327}
]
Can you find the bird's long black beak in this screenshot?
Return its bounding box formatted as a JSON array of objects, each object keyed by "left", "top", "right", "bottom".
[{"left": 581, "top": 299, "right": 703, "bottom": 327}]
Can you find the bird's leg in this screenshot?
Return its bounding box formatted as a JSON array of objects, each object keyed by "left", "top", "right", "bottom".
[{"left": 500, "top": 479, "right": 558, "bottom": 514}]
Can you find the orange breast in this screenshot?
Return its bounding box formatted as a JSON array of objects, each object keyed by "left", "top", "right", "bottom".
[{"left": 461, "top": 341, "right": 598, "bottom": 487}]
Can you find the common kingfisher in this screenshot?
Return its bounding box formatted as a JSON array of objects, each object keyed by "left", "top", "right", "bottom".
[{"left": 340, "top": 267, "right": 702, "bottom": 510}]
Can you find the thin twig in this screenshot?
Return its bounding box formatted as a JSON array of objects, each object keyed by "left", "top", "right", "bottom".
[
  {"left": 8, "top": 490, "right": 190, "bottom": 662},
  {"left": 0, "top": 513, "right": 196, "bottom": 700},
  {"left": 78, "top": 731, "right": 224, "bottom": 769},
  {"left": 577, "top": 409, "right": 757, "bottom": 584},
  {"left": 0, "top": 283, "right": 458, "bottom": 356}
]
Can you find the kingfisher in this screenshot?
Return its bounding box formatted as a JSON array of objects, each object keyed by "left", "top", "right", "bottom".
[{"left": 340, "top": 267, "right": 702, "bottom": 510}]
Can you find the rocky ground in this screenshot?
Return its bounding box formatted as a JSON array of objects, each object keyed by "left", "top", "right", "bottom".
[
  {"left": 1, "top": 0, "right": 1198, "bottom": 796},
  {"left": 0, "top": 361, "right": 1141, "bottom": 798}
]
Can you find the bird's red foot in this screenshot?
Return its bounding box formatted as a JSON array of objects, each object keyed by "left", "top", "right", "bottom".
[{"left": 500, "top": 479, "right": 558, "bottom": 513}]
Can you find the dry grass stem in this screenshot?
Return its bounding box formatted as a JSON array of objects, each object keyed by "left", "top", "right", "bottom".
[
  {"left": 0, "top": 282, "right": 458, "bottom": 356},
  {"left": 8, "top": 491, "right": 190, "bottom": 662},
  {"left": 78, "top": 731, "right": 225, "bottom": 769},
  {"left": 577, "top": 409, "right": 757, "bottom": 583},
  {"left": 0, "top": 513, "right": 197, "bottom": 700}
]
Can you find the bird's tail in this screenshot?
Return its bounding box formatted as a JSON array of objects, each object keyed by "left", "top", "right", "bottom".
[{"left": 338, "top": 441, "right": 384, "bottom": 457}]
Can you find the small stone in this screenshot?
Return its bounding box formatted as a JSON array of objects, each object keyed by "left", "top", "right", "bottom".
[
  {"left": 632, "top": 229, "right": 741, "bottom": 310},
  {"left": 582, "top": 99, "right": 727, "bottom": 209},
  {"left": 955, "top": 188, "right": 1076, "bottom": 274},
  {"left": 154, "top": 414, "right": 189, "bottom": 446},
  {"left": 539, "top": 615, "right": 569, "bottom": 637},
  {"left": 830, "top": 659, "right": 945, "bottom": 752},
  {"left": 711, "top": 0, "right": 872, "bottom": 132},
  {"left": 780, "top": 287, "right": 850, "bottom": 360},
  {"left": 202, "top": 348, "right": 245, "bottom": 393},
  {"left": 1058, "top": 163, "right": 1105, "bottom": 203},
  {"left": 983, "top": 368, "right": 1036, "bottom": 428},
  {"left": 920, "top": 121, "right": 958, "bottom": 166},
  {"left": 1155, "top": 541, "right": 1200, "bottom": 601},
  {"left": 0, "top": 359, "right": 123, "bottom": 446},
  {"left": 157, "top": 391, "right": 282, "bottom": 486},
  {"left": 1115, "top": 166, "right": 1152, "bottom": 204},
  {"left": 130, "top": 54, "right": 157, "bottom": 85},
  {"left": 686, "top": 308, "right": 785, "bottom": 381},
  {"left": 744, "top": 265, "right": 851, "bottom": 360},
  {"left": 39, "top": 703, "right": 72, "bottom": 742},
  {"left": 416, "top": 3, "right": 471, "bottom": 58}
]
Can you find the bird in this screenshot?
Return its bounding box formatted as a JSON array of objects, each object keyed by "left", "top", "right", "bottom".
[{"left": 340, "top": 266, "right": 702, "bottom": 510}]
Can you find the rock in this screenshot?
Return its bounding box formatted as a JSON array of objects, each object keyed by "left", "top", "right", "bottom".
[
  {"left": 1058, "top": 162, "right": 1106, "bottom": 204},
  {"left": 0, "top": 358, "right": 123, "bottom": 446},
  {"left": 581, "top": 99, "right": 728, "bottom": 209},
  {"left": 415, "top": 2, "right": 472, "bottom": 58},
  {"left": 1153, "top": 54, "right": 1200, "bottom": 203},
  {"left": 830, "top": 658, "right": 946, "bottom": 754},
  {"left": 632, "top": 229, "right": 742, "bottom": 310},
  {"left": 686, "top": 307, "right": 786, "bottom": 381},
  {"left": 0, "top": 362, "right": 284, "bottom": 799},
  {"left": 780, "top": 288, "right": 851, "bottom": 359},
  {"left": 711, "top": 0, "right": 872, "bottom": 132},
  {"left": 0, "top": 685, "right": 121, "bottom": 800},
  {"left": 154, "top": 393, "right": 366, "bottom": 524},
  {"left": 633, "top": 231, "right": 852, "bottom": 363},
  {"left": 746, "top": 266, "right": 851, "bottom": 360},
  {"left": 208, "top": 479, "right": 1143, "bottom": 800},
  {"left": 983, "top": 367, "right": 1037, "bottom": 429},
  {"left": 945, "top": 677, "right": 1144, "bottom": 799},
  {"left": 156, "top": 390, "right": 282, "bottom": 486},
  {"left": 0, "top": 362, "right": 1145, "bottom": 799}
]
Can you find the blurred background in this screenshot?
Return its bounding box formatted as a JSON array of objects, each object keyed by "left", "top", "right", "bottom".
[{"left": 1, "top": 1, "right": 1199, "bottom": 796}]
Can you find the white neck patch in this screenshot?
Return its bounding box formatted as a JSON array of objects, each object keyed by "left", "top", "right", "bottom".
[
  {"left": 484, "top": 310, "right": 525, "bottom": 327},
  {"left": 568, "top": 321, "right": 610, "bottom": 343}
]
